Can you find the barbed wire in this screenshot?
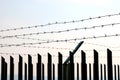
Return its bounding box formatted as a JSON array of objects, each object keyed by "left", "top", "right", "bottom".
[
  {"left": 0, "top": 33, "right": 120, "bottom": 47},
  {"left": 15, "top": 36, "right": 55, "bottom": 41},
  {"left": 23, "top": 45, "right": 72, "bottom": 50},
  {"left": 0, "top": 12, "right": 120, "bottom": 33},
  {"left": 12, "top": 38, "right": 120, "bottom": 49},
  {"left": 0, "top": 23, "right": 120, "bottom": 39}
]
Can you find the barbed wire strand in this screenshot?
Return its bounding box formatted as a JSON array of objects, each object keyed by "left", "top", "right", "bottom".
[
  {"left": 12, "top": 37, "right": 120, "bottom": 49},
  {"left": 0, "top": 23, "right": 120, "bottom": 39},
  {"left": 0, "top": 12, "right": 120, "bottom": 33},
  {"left": 0, "top": 33, "right": 120, "bottom": 47}
]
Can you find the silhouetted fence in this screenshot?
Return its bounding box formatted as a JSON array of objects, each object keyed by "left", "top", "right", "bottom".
[{"left": 1, "top": 49, "right": 120, "bottom": 80}]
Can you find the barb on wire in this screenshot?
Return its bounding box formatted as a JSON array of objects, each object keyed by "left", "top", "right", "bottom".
[
  {"left": 0, "top": 33, "right": 120, "bottom": 47},
  {"left": 23, "top": 45, "right": 72, "bottom": 50},
  {"left": 15, "top": 36, "right": 53, "bottom": 41},
  {"left": 0, "top": 23, "right": 120, "bottom": 39},
  {"left": 0, "top": 12, "right": 120, "bottom": 32}
]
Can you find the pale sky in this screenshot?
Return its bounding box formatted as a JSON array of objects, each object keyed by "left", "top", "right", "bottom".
[{"left": 0, "top": 0, "right": 120, "bottom": 79}]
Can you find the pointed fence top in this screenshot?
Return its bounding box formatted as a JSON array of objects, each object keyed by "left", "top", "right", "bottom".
[{"left": 63, "top": 41, "right": 84, "bottom": 64}]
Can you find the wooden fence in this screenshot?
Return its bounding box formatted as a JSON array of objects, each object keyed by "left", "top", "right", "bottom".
[{"left": 1, "top": 49, "right": 120, "bottom": 80}]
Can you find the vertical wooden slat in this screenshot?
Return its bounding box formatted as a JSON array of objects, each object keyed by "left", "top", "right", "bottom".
[
  {"left": 10, "top": 56, "right": 14, "bottom": 80},
  {"left": 70, "top": 51, "right": 74, "bottom": 80},
  {"left": 77, "top": 63, "right": 79, "bottom": 80},
  {"left": 58, "top": 52, "right": 62, "bottom": 80},
  {"left": 25, "top": 63, "right": 27, "bottom": 80},
  {"left": 93, "top": 50, "right": 99, "bottom": 80},
  {"left": 53, "top": 64, "right": 55, "bottom": 80},
  {"left": 18, "top": 55, "right": 23, "bottom": 80},
  {"left": 107, "top": 49, "right": 113, "bottom": 80},
  {"left": 48, "top": 53, "right": 52, "bottom": 80},
  {"left": 5, "top": 62, "right": 7, "bottom": 80},
  {"left": 37, "top": 54, "right": 41, "bottom": 80},
  {"left": 89, "top": 63, "right": 91, "bottom": 80},
  {"left": 114, "top": 65, "right": 116, "bottom": 80},
  {"left": 1, "top": 57, "right": 5, "bottom": 80},
  {"left": 28, "top": 55, "right": 33, "bottom": 80},
  {"left": 63, "top": 64, "right": 68, "bottom": 80},
  {"left": 100, "top": 64, "right": 103, "bottom": 80},
  {"left": 118, "top": 65, "right": 120, "bottom": 80},
  {"left": 104, "top": 64, "right": 106, "bottom": 80},
  {"left": 42, "top": 63, "right": 44, "bottom": 80},
  {"left": 81, "top": 50, "right": 87, "bottom": 80}
]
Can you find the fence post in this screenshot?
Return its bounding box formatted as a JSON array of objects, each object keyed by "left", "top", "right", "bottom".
[
  {"left": 18, "top": 55, "right": 23, "bottom": 80},
  {"left": 24, "top": 63, "right": 27, "bottom": 80},
  {"left": 70, "top": 51, "right": 74, "bottom": 80},
  {"left": 118, "top": 65, "right": 120, "bottom": 80},
  {"left": 37, "top": 54, "right": 41, "bottom": 80},
  {"left": 114, "top": 65, "right": 116, "bottom": 80},
  {"left": 100, "top": 64, "right": 102, "bottom": 80},
  {"left": 93, "top": 50, "right": 99, "bottom": 80},
  {"left": 5, "top": 62, "right": 7, "bottom": 80},
  {"left": 107, "top": 49, "right": 113, "bottom": 80},
  {"left": 58, "top": 52, "right": 62, "bottom": 80},
  {"left": 89, "top": 63, "right": 91, "bottom": 80},
  {"left": 42, "top": 63, "right": 44, "bottom": 80},
  {"left": 53, "top": 64, "right": 55, "bottom": 80},
  {"left": 48, "top": 53, "right": 52, "bottom": 80},
  {"left": 77, "top": 63, "right": 79, "bottom": 80},
  {"left": 81, "top": 50, "right": 87, "bottom": 80},
  {"left": 1, "top": 57, "right": 7, "bottom": 80},
  {"left": 28, "top": 55, "right": 33, "bottom": 80},
  {"left": 10, "top": 56, "right": 14, "bottom": 80},
  {"left": 104, "top": 64, "right": 106, "bottom": 80}
]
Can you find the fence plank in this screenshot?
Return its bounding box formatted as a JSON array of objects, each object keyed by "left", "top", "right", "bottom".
[
  {"left": 114, "top": 65, "right": 116, "bottom": 80},
  {"left": 48, "top": 53, "right": 52, "bottom": 80},
  {"left": 1, "top": 57, "right": 5, "bottom": 80},
  {"left": 18, "top": 55, "right": 23, "bottom": 80},
  {"left": 77, "top": 63, "right": 79, "bottom": 80},
  {"left": 93, "top": 50, "right": 99, "bottom": 80},
  {"left": 42, "top": 63, "right": 44, "bottom": 80},
  {"left": 118, "top": 65, "right": 120, "bottom": 80},
  {"left": 53, "top": 64, "right": 55, "bottom": 80},
  {"left": 81, "top": 50, "right": 87, "bottom": 80},
  {"left": 70, "top": 51, "right": 74, "bottom": 80},
  {"left": 89, "top": 63, "right": 91, "bottom": 80},
  {"left": 24, "top": 63, "right": 27, "bottom": 80},
  {"left": 100, "top": 64, "right": 103, "bottom": 80},
  {"left": 104, "top": 64, "right": 106, "bottom": 80},
  {"left": 28, "top": 55, "right": 33, "bottom": 80},
  {"left": 37, "top": 54, "right": 41, "bottom": 80},
  {"left": 58, "top": 52, "right": 62, "bottom": 80},
  {"left": 107, "top": 49, "right": 113, "bottom": 80},
  {"left": 5, "top": 62, "right": 7, "bottom": 80},
  {"left": 10, "top": 56, "right": 14, "bottom": 80}
]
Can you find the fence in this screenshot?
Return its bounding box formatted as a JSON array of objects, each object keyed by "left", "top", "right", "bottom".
[{"left": 1, "top": 48, "right": 120, "bottom": 80}]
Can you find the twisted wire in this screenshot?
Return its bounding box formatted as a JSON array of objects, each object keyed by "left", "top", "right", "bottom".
[
  {"left": 0, "top": 33, "right": 120, "bottom": 47},
  {"left": 0, "top": 23, "right": 120, "bottom": 39},
  {"left": 0, "top": 12, "right": 120, "bottom": 32}
]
